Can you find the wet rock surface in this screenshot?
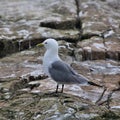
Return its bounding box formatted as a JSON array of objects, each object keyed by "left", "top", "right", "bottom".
[
  {"left": 0, "top": 0, "right": 120, "bottom": 60},
  {"left": 0, "top": 48, "right": 120, "bottom": 120},
  {"left": 0, "top": 0, "right": 120, "bottom": 120}
]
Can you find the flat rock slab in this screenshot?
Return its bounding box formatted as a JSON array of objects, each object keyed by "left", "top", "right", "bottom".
[
  {"left": 0, "top": 0, "right": 120, "bottom": 60},
  {"left": 0, "top": 0, "right": 120, "bottom": 119},
  {"left": 0, "top": 48, "right": 120, "bottom": 120},
  {"left": 0, "top": 0, "right": 79, "bottom": 57}
]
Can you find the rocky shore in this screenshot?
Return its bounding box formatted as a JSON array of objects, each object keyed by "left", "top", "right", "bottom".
[{"left": 0, "top": 0, "right": 120, "bottom": 119}]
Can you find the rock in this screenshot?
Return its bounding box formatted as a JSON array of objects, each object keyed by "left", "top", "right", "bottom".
[
  {"left": 0, "top": 0, "right": 120, "bottom": 60},
  {"left": 75, "top": 36, "right": 120, "bottom": 61},
  {"left": 0, "top": 0, "right": 79, "bottom": 57},
  {"left": 80, "top": 0, "right": 120, "bottom": 35},
  {"left": 0, "top": 91, "right": 111, "bottom": 120},
  {"left": 74, "top": 48, "right": 83, "bottom": 61},
  {"left": 72, "top": 0, "right": 120, "bottom": 61},
  {"left": 0, "top": 48, "right": 120, "bottom": 119},
  {"left": 40, "top": 19, "right": 77, "bottom": 30},
  {"left": 0, "top": 0, "right": 120, "bottom": 119},
  {"left": 105, "top": 38, "right": 120, "bottom": 60}
]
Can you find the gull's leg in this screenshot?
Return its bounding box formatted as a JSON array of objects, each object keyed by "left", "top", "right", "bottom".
[
  {"left": 61, "top": 84, "right": 64, "bottom": 93},
  {"left": 56, "top": 84, "right": 59, "bottom": 93}
]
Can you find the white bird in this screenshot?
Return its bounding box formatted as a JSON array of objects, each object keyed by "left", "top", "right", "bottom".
[{"left": 37, "top": 38, "right": 102, "bottom": 93}]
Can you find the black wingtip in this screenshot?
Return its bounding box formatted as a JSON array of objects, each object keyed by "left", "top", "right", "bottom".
[{"left": 88, "top": 81, "right": 103, "bottom": 88}]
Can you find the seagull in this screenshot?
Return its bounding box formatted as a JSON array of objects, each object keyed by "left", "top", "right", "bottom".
[{"left": 37, "top": 38, "right": 102, "bottom": 93}]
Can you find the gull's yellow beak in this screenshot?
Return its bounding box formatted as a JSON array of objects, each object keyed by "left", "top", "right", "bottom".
[{"left": 36, "top": 43, "right": 44, "bottom": 47}]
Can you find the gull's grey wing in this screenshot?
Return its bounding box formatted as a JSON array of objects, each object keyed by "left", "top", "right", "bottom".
[{"left": 49, "top": 60, "right": 88, "bottom": 84}]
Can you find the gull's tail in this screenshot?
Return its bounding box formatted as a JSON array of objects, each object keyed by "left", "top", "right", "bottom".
[
  {"left": 88, "top": 81, "right": 103, "bottom": 88},
  {"left": 75, "top": 74, "right": 103, "bottom": 88}
]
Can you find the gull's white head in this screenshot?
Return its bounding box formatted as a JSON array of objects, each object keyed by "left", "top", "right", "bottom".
[{"left": 43, "top": 38, "right": 58, "bottom": 50}]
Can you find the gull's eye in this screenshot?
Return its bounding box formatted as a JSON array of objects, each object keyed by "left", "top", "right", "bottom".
[{"left": 45, "top": 42, "right": 47, "bottom": 44}]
